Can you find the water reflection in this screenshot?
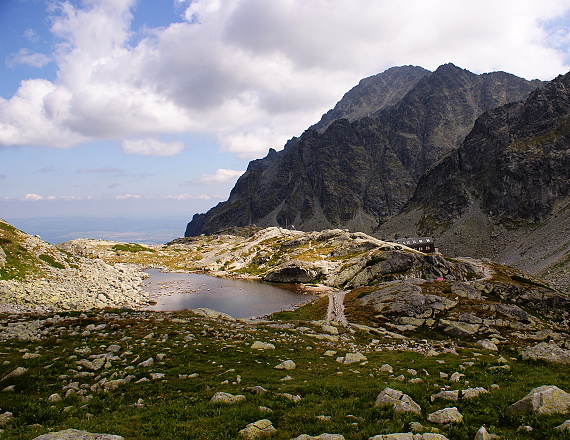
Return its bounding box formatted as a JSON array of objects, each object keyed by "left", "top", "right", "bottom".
[{"left": 143, "top": 269, "right": 317, "bottom": 318}]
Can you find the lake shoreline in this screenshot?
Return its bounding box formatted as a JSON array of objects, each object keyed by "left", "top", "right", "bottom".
[{"left": 140, "top": 268, "right": 328, "bottom": 319}]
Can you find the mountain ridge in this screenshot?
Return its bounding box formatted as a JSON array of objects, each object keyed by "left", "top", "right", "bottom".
[{"left": 186, "top": 63, "right": 544, "bottom": 236}]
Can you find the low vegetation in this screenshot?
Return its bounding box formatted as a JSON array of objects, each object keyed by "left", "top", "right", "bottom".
[{"left": 1, "top": 309, "right": 570, "bottom": 440}]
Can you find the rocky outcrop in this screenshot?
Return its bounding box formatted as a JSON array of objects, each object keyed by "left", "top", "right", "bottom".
[
  {"left": 263, "top": 260, "right": 325, "bottom": 283},
  {"left": 0, "top": 219, "right": 149, "bottom": 312},
  {"left": 521, "top": 342, "right": 570, "bottom": 364},
  {"left": 186, "top": 64, "right": 541, "bottom": 237}
]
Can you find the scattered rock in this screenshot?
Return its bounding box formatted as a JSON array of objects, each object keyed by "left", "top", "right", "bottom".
[
  {"left": 191, "top": 308, "right": 236, "bottom": 322},
  {"left": 210, "top": 392, "right": 246, "bottom": 404},
  {"left": 292, "top": 435, "right": 345, "bottom": 440},
  {"left": 431, "top": 390, "right": 459, "bottom": 402},
  {"left": 238, "top": 419, "right": 276, "bottom": 439},
  {"left": 476, "top": 340, "right": 498, "bottom": 351},
  {"left": 137, "top": 357, "right": 154, "bottom": 368},
  {"left": 374, "top": 387, "right": 422, "bottom": 415},
  {"left": 251, "top": 341, "right": 276, "bottom": 350},
  {"left": 48, "top": 393, "right": 63, "bottom": 403},
  {"left": 1, "top": 366, "right": 28, "bottom": 381},
  {"left": 22, "top": 352, "right": 41, "bottom": 359},
  {"left": 427, "top": 407, "right": 463, "bottom": 424},
  {"left": 275, "top": 360, "right": 296, "bottom": 370},
  {"left": 506, "top": 385, "right": 570, "bottom": 414},
  {"left": 0, "top": 412, "right": 14, "bottom": 427},
  {"left": 245, "top": 386, "right": 268, "bottom": 395},
  {"left": 336, "top": 352, "right": 367, "bottom": 364},
  {"left": 462, "top": 387, "right": 489, "bottom": 399},
  {"left": 32, "top": 429, "right": 124, "bottom": 440},
  {"left": 555, "top": 420, "right": 570, "bottom": 430},
  {"left": 369, "top": 434, "right": 449, "bottom": 440}
]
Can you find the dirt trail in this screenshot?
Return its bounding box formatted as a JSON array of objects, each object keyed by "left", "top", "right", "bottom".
[{"left": 327, "top": 291, "right": 348, "bottom": 324}]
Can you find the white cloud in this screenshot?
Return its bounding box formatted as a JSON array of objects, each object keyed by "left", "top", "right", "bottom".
[
  {"left": 121, "top": 138, "right": 185, "bottom": 156},
  {"left": 192, "top": 168, "right": 245, "bottom": 184},
  {"left": 20, "top": 194, "right": 99, "bottom": 201},
  {"left": 23, "top": 193, "right": 46, "bottom": 202},
  {"left": 6, "top": 49, "right": 51, "bottom": 68},
  {"left": 0, "top": 0, "right": 569, "bottom": 158}
]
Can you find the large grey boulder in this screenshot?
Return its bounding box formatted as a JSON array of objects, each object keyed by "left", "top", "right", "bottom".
[
  {"left": 374, "top": 387, "right": 422, "bottom": 414},
  {"left": 292, "top": 435, "right": 345, "bottom": 440},
  {"left": 210, "top": 392, "right": 246, "bottom": 404},
  {"left": 427, "top": 407, "right": 463, "bottom": 424},
  {"left": 368, "top": 434, "right": 449, "bottom": 439},
  {"left": 32, "top": 429, "right": 124, "bottom": 440},
  {"left": 521, "top": 342, "right": 570, "bottom": 364},
  {"left": 238, "top": 419, "right": 276, "bottom": 439},
  {"left": 506, "top": 385, "right": 570, "bottom": 415}
]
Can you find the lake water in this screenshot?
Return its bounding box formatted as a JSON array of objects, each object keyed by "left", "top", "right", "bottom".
[{"left": 143, "top": 269, "right": 318, "bottom": 318}]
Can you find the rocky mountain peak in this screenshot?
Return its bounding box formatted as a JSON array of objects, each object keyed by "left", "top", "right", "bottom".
[{"left": 186, "top": 63, "right": 543, "bottom": 238}]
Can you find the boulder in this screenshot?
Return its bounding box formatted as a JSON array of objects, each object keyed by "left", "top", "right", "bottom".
[
  {"left": 506, "top": 385, "right": 570, "bottom": 415},
  {"left": 430, "top": 390, "right": 459, "bottom": 402},
  {"left": 374, "top": 387, "right": 422, "bottom": 415},
  {"left": 210, "top": 392, "right": 246, "bottom": 404},
  {"left": 521, "top": 342, "right": 570, "bottom": 364},
  {"left": 292, "top": 435, "right": 345, "bottom": 440},
  {"left": 462, "top": 387, "right": 489, "bottom": 399},
  {"left": 474, "top": 426, "right": 491, "bottom": 440},
  {"left": 476, "top": 340, "right": 498, "bottom": 351},
  {"left": 251, "top": 341, "right": 276, "bottom": 350},
  {"left": 0, "top": 412, "right": 14, "bottom": 427},
  {"left": 359, "top": 280, "right": 457, "bottom": 319},
  {"left": 275, "top": 360, "right": 296, "bottom": 370},
  {"left": 337, "top": 352, "right": 367, "bottom": 364},
  {"left": 368, "top": 434, "right": 449, "bottom": 440},
  {"left": 556, "top": 420, "right": 570, "bottom": 431},
  {"left": 191, "top": 308, "right": 236, "bottom": 321},
  {"left": 239, "top": 419, "right": 276, "bottom": 439},
  {"left": 440, "top": 320, "right": 480, "bottom": 336},
  {"left": 48, "top": 393, "right": 63, "bottom": 403},
  {"left": 427, "top": 407, "right": 463, "bottom": 424},
  {"left": 32, "top": 429, "right": 124, "bottom": 440},
  {"left": 1, "top": 366, "right": 28, "bottom": 381}
]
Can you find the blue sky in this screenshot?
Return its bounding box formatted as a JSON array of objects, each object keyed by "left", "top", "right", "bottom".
[{"left": 1, "top": 0, "right": 570, "bottom": 225}]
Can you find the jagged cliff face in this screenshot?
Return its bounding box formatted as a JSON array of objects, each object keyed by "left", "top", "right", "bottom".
[
  {"left": 409, "top": 71, "right": 570, "bottom": 225},
  {"left": 375, "top": 71, "right": 570, "bottom": 292},
  {"left": 186, "top": 63, "right": 542, "bottom": 237}
]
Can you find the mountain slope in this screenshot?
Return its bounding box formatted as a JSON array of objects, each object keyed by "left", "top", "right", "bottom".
[
  {"left": 186, "top": 64, "right": 542, "bottom": 237},
  {"left": 378, "top": 71, "right": 570, "bottom": 291},
  {"left": 0, "top": 219, "right": 149, "bottom": 312}
]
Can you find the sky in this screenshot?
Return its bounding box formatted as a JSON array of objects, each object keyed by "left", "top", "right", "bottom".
[{"left": 1, "top": 0, "right": 570, "bottom": 233}]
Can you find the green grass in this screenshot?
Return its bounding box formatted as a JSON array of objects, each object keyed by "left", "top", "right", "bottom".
[
  {"left": 111, "top": 243, "right": 155, "bottom": 253},
  {"left": 1, "top": 310, "right": 570, "bottom": 440},
  {"left": 38, "top": 254, "right": 66, "bottom": 270},
  {"left": 0, "top": 223, "right": 44, "bottom": 280}
]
